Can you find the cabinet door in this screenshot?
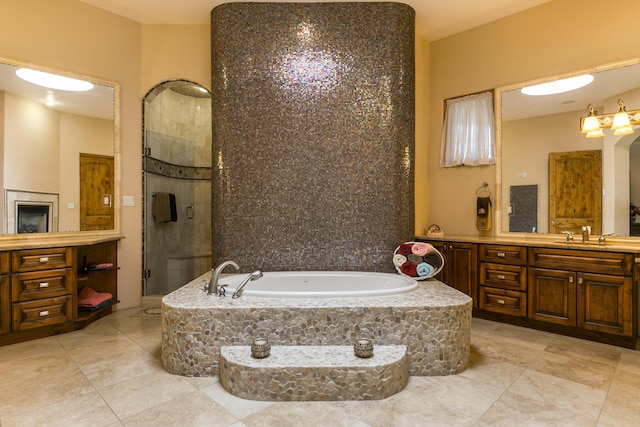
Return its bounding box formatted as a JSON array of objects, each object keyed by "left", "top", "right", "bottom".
[
  {"left": 577, "top": 273, "right": 633, "bottom": 336},
  {"left": 528, "top": 268, "right": 576, "bottom": 326},
  {"left": 442, "top": 242, "right": 477, "bottom": 304}
]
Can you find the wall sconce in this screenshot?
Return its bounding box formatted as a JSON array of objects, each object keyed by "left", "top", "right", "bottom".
[{"left": 580, "top": 99, "right": 640, "bottom": 138}]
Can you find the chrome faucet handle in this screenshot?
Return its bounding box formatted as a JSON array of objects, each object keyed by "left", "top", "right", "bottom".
[
  {"left": 599, "top": 232, "right": 614, "bottom": 244},
  {"left": 217, "top": 284, "right": 228, "bottom": 297},
  {"left": 203, "top": 279, "right": 210, "bottom": 292},
  {"left": 562, "top": 231, "right": 574, "bottom": 242}
]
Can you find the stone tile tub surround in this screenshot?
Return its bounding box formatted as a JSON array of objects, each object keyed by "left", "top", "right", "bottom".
[
  {"left": 210, "top": 2, "right": 415, "bottom": 273},
  {"left": 161, "top": 271, "right": 472, "bottom": 378}
]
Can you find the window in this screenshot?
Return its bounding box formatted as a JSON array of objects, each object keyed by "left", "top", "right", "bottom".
[{"left": 440, "top": 91, "right": 495, "bottom": 167}]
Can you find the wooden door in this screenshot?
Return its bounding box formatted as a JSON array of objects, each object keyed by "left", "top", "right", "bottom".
[
  {"left": 80, "top": 154, "right": 114, "bottom": 231},
  {"left": 577, "top": 273, "right": 633, "bottom": 336},
  {"left": 528, "top": 267, "right": 576, "bottom": 326},
  {"left": 549, "top": 150, "right": 602, "bottom": 235}
]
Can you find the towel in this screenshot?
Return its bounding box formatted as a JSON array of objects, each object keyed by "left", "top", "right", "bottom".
[
  {"left": 407, "top": 254, "right": 423, "bottom": 265},
  {"left": 77, "top": 286, "right": 113, "bottom": 308},
  {"left": 393, "top": 254, "right": 407, "bottom": 268},
  {"left": 400, "top": 261, "right": 417, "bottom": 277},
  {"left": 476, "top": 196, "right": 492, "bottom": 231},
  {"left": 152, "top": 192, "right": 177, "bottom": 223},
  {"left": 397, "top": 243, "right": 414, "bottom": 256},
  {"left": 411, "top": 242, "right": 433, "bottom": 256},
  {"left": 417, "top": 262, "right": 435, "bottom": 277},
  {"left": 424, "top": 252, "right": 443, "bottom": 270}
]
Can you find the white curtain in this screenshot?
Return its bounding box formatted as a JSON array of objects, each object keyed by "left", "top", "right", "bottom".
[{"left": 440, "top": 91, "right": 495, "bottom": 167}]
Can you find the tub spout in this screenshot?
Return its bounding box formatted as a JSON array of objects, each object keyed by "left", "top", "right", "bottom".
[
  {"left": 209, "top": 260, "right": 240, "bottom": 295},
  {"left": 232, "top": 270, "right": 263, "bottom": 299}
]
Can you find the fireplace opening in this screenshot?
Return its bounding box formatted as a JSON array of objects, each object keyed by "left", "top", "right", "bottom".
[{"left": 17, "top": 204, "right": 50, "bottom": 234}]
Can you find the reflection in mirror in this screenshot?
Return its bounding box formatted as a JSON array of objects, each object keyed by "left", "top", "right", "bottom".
[
  {"left": 0, "top": 59, "right": 116, "bottom": 235},
  {"left": 498, "top": 60, "right": 640, "bottom": 237}
]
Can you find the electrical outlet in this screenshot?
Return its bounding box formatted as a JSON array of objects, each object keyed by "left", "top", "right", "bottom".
[{"left": 123, "top": 196, "right": 135, "bottom": 206}]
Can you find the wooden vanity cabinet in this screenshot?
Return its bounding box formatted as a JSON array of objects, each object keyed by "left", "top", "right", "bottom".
[
  {"left": 423, "top": 240, "right": 478, "bottom": 305},
  {"left": 478, "top": 244, "right": 527, "bottom": 317},
  {"left": 0, "top": 239, "right": 118, "bottom": 346},
  {"left": 528, "top": 248, "right": 634, "bottom": 337}
]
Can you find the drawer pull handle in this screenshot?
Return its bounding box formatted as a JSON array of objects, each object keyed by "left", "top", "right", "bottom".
[
  {"left": 39, "top": 257, "right": 49, "bottom": 263},
  {"left": 497, "top": 299, "right": 505, "bottom": 305},
  {"left": 497, "top": 274, "right": 506, "bottom": 280},
  {"left": 39, "top": 282, "right": 49, "bottom": 288},
  {"left": 497, "top": 252, "right": 506, "bottom": 257},
  {"left": 39, "top": 310, "right": 50, "bottom": 317}
]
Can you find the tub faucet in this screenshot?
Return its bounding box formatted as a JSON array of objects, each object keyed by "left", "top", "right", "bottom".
[
  {"left": 232, "top": 270, "right": 263, "bottom": 299},
  {"left": 208, "top": 260, "right": 240, "bottom": 295}
]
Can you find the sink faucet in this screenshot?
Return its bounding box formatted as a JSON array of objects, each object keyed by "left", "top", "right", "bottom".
[
  {"left": 208, "top": 260, "right": 240, "bottom": 295},
  {"left": 232, "top": 270, "right": 263, "bottom": 298},
  {"left": 581, "top": 226, "right": 591, "bottom": 242},
  {"left": 562, "top": 230, "right": 574, "bottom": 242}
]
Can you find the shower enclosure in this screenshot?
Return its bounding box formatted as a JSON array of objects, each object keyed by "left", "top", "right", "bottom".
[{"left": 142, "top": 80, "right": 212, "bottom": 295}]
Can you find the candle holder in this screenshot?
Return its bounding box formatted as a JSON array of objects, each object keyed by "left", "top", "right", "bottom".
[
  {"left": 251, "top": 337, "right": 271, "bottom": 359},
  {"left": 353, "top": 338, "right": 374, "bottom": 358}
]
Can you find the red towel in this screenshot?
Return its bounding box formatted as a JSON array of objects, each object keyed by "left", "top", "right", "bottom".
[
  {"left": 78, "top": 286, "right": 112, "bottom": 308},
  {"left": 400, "top": 261, "right": 417, "bottom": 277}
]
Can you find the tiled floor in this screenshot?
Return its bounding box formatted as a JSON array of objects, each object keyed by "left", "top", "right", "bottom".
[{"left": 1, "top": 307, "right": 639, "bottom": 427}]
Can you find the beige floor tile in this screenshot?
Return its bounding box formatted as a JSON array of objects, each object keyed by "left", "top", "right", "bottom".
[
  {"left": 617, "top": 348, "right": 640, "bottom": 375},
  {"left": 508, "top": 369, "right": 606, "bottom": 420},
  {"left": 486, "top": 323, "right": 554, "bottom": 349},
  {"left": 528, "top": 349, "right": 616, "bottom": 390},
  {"left": 55, "top": 322, "right": 123, "bottom": 350},
  {"left": 242, "top": 400, "right": 368, "bottom": 427},
  {"left": 121, "top": 390, "right": 238, "bottom": 427},
  {"left": 470, "top": 334, "right": 542, "bottom": 367},
  {"left": 459, "top": 347, "right": 526, "bottom": 389},
  {"left": 477, "top": 391, "right": 597, "bottom": 426},
  {"left": 470, "top": 317, "right": 500, "bottom": 336},
  {"left": 201, "top": 382, "right": 274, "bottom": 420},
  {"left": 1, "top": 389, "right": 119, "bottom": 427},
  {"left": 597, "top": 369, "right": 640, "bottom": 426},
  {"left": 0, "top": 336, "right": 61, "bottom": 363},
  {"left": 545, "top": 335, "right": 622, "bottom": 366},
  {"left": 97, "top": 371, "right": 198, "bottom": 419}
]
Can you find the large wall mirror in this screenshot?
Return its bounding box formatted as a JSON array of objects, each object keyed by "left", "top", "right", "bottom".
[
  {"left": 0, "top": 58, "right": 119, "bottom": 239},
  {"left": 497, "top": 59, "right": 640, "bottom": 239}
]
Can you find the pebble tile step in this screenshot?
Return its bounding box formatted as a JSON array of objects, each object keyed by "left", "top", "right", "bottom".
[{"left": 219, "top": 345, "right": 409, "bottom": 401}]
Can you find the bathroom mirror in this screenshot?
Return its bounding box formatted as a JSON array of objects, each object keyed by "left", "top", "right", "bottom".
[
  {"left": 0, "top": 57, "right": 118, "bottom": 238},
  {"left": 497, "top": 59, "right": 640, "bottom": 238}
]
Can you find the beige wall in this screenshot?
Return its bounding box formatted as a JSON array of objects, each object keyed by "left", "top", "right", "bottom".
[{"left": 428, "top": 0, "right": 640, "bottom": 236}]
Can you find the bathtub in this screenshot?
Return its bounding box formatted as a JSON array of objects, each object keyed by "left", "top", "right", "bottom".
[
  {"left": 220, "top": 271, "right": 418, "bottom": 298},
  {"left": 162, "top": 270, "right": 471, "bottom": 378}
]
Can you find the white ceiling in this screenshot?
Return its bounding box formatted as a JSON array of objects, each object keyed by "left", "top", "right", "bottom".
[{"left": 78, "top": 0, "right": 552, "bottom": 41}]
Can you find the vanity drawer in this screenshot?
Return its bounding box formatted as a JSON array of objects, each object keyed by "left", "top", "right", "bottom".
[
  {"left": 0, "top": 252, "right": 9, "bottom": 274},
  {"left": 12, "top": 295, "right": 73, "bottom": 331},
  {"left": 479, "top": 287, "right": 526, "bottom": 317},
  {"left": 479, "top": 245, "right": 526, "bottom": 265},
  {"left": 12, "top": 248, "right": 73, "bottom": 272},
  {"left": 11, "top": 269, "right": 72, "bottom": 302},
  {"left": 479, "top": 263, "right": 526, "bottom": 291},
  {"left": 527, "top": 248, "right": 632, "bottom": 276}
]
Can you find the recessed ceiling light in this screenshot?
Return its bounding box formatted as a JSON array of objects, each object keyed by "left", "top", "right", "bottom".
[
  {"left": 521, "top": 74, "right": 593, "bottom": 96},
  {"left": 16, "top": 68, "right": 94, "bottom": 92}
]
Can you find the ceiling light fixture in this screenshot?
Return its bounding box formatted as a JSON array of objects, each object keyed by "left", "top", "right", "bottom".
[
  {"left": 580, "top": 99, "right": 640, "bottom": 138},
  {"left": 16, "top": 68, "right": 94, "bottom": 92},
  {"left": 521, "top": 74, "right": 594, "bottom": 96}
]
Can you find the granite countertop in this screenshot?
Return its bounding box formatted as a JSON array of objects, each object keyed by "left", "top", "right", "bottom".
[
  {"left": 0, "top": 232, "right": 123, "bottom": 250},
  {"left": 416, "top": 234, "right": 640, "bottom": 253}
]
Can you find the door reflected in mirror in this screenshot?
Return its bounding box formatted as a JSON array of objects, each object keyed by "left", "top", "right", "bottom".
[
  {"left": 498, "top": 60, "right": 640, "bottom": 237},
  {"left": 0, "top": 59, "right": 117, "bottom": 235}
]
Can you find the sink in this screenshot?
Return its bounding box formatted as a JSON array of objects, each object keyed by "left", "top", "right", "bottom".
[{"left": 553, "top": 240, "right": 609, "bottom": 247}]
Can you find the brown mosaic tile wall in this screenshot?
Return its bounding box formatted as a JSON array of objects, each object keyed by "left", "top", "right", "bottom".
[{"left": 210, "top": 3, "right": 415, "bottom": 272}]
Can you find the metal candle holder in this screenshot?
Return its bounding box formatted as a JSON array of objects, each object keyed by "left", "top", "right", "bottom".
[
  {"left": 353, "top": 338, "right": 374, "bottom": 358},
  {"left": 251, "top": 337, "right": 271, "bottom": 358}
]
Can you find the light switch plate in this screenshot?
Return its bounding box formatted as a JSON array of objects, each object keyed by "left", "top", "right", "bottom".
[{"left": 123, "top": 196, "right": 135, "bottom": 206}]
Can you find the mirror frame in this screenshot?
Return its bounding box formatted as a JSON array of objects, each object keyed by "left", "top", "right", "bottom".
[
  {"left": 0, "top": 56, "right": 121, "bottom": 244},
  {"left": 494, "top": 57, "right": 640, "bottom": 242}
]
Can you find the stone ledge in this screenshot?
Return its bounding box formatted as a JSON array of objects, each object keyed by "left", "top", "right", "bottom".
[{"left": 219, "top": 345, "right": 409, "bottom": 401}]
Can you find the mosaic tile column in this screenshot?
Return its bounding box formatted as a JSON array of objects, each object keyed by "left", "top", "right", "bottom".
[{"left": 211, "top": 3, "right": 415, "bottom": 272}]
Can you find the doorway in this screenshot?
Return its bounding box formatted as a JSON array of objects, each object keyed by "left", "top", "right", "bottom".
[{"left": 142, "top": 80, "right": 212, "bottom": 296}]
